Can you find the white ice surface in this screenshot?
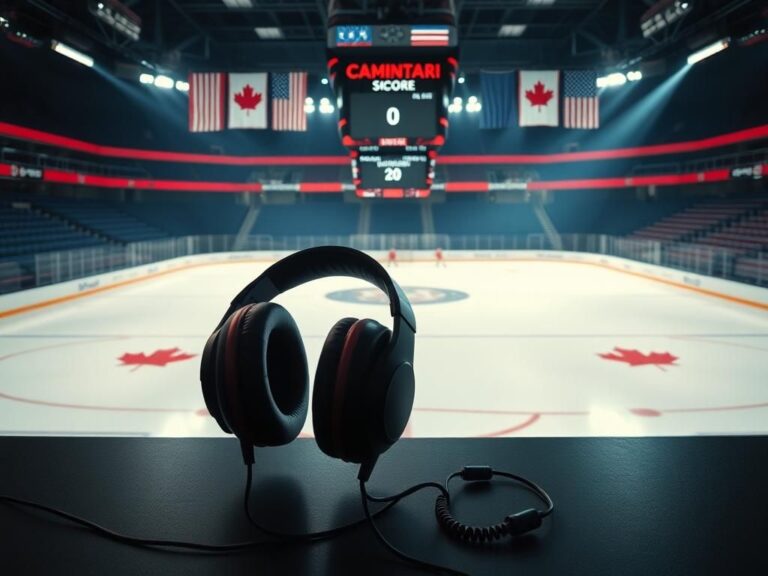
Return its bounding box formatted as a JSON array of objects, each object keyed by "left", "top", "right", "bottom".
[{"left": 1, "top": 259, "right": 766, "bottom": 437}]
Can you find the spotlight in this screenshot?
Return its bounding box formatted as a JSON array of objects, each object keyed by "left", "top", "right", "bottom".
[
  {"left": 321, "top": 78, "right": 329, "bottom": 85},
  {"left": 466, "top": 96, "right": 482, "bottom": 113},
  {"left": 153, "top": 75, "right": 174, "bottom": 89},
  {"left": 687, "top": 38, "right": 729, "bottom": 66},
  {"left": 175, "top": 80, "right": 189, "bottom": 92},
  {"left": 458, "top": 76, "right": 465, "bottom": 84},
  {"left": 51, "top": 40, "right": 94, "bottom": 68},
  {"left": 139, "top": 73, "right": 154, "bottom": 84},
  {"left": 596, "top": 72, "right": 626, "bottom": 88},
  {"left": 627, "top": 70, "right": 643, "bottom": 81},
  {"left": 318, "top": 97, "right": 334, "bottom": 114}
]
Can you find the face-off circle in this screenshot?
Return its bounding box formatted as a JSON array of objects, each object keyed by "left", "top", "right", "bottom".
[{"left": 326, "top": 286, "right": 469, "bottom": 305}]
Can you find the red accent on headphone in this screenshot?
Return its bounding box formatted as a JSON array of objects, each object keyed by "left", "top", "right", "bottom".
[
  {"left": 332, "top": 320, "right": 366, "bottom": 459},
  {"left": 223, "top": 307, "right": 249, "bottom": 437}
]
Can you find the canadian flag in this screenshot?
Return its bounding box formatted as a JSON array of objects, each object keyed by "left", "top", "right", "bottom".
[
  {"left": 519, "top": 70, "right": 560, "bottom": 127},
  {"left": 228, "top": 73, "right": 268, "bottom": 129}
]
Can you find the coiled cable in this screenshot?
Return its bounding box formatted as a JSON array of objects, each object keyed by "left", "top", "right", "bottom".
[{"left": 434, "top": 466, "right": 554, "bottom": 545}]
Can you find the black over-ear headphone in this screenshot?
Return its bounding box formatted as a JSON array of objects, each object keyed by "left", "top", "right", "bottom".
[{"left": 200, "top": 246, "right": 416, "bottom": 480}]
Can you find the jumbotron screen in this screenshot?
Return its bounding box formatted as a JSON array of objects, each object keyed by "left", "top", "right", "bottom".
[{"left": 349, "top": 93, "right": 438, "bottom": 139}]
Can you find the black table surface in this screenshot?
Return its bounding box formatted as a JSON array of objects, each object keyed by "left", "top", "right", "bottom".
[{"left": 1, "top": 436, "right": 766, "bottom": 575}]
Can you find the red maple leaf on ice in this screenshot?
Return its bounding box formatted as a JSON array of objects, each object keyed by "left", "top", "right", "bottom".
[
  {"left": 598, "top": 347, "right": 678, "bottom": 370},
  {"left": 233, "top": 84, "right": 262, "bottom": 112},
  {"left": 118, "top": 348, "right": 196, "bottom": 371},
  {"left": 525, "top": 81, "right": 554, "bottom": 110}
]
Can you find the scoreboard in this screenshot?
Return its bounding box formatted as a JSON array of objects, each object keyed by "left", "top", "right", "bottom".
[
  {"left": 327, "top": 17, "right": 458, "bottom": 198},
  {"left": 331, "top": 57, "right": 454, "bottom": 148},
  {"left": 356, "top": 153, "right": 430, "bottom": 189}
]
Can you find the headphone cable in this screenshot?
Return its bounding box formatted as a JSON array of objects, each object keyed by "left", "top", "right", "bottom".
[
  {"left": 359, "top": 480, "right": 470, "bottom": 576},
  {"left": 0, "top": 493, "right": 272, "bottom": 553},
  {"left": 242, "top": 462, "right": 399, "bottom": 542},
  {"left": 0, "top": 469, "right": 448, "bottom": 554}
]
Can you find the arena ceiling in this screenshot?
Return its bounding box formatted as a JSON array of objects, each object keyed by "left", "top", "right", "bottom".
[{"left": 6, "top": 0, "right": 764, "bottom": 74}]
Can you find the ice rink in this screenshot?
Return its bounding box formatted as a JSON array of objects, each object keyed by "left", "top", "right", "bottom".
[{"left": 1, "top": 256, "right": 766, "bottom": 438}]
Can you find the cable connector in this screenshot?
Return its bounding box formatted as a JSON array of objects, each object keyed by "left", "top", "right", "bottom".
[
  {"left": 460, "top": 466, "right": 493, "bottom": 481},
  {"left": 357, "top": 455, "right": 379, "bottom": 483},
  {"left": 239, "top": 440, "right": 254, "bottom": 466},
  {"left": 504, "top": 509, "right": 542, "bottom": 536}
]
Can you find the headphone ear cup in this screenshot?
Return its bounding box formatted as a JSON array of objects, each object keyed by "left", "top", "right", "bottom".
[
  {"left": 314, "top": 318, "right": 391, "bottom": 463},
  {"left": 235, "top": 302, "right": 310, "bottom": 446},
  {"left": 312, "top": 317, "right": 358, "bottom": 459}
]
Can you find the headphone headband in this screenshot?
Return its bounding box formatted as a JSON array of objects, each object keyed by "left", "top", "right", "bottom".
[{"left": 224, "top": 247, "right": 416, "bottom": 332}]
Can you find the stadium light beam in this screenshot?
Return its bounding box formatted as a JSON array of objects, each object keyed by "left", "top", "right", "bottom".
[
  {"left": 627, "top": 70, "right": 643, "bottom": 82},
  {"left": 596, "top": 63, "right": 691, "bottom": 150},
  {"left": 51, "top": 41, "right": 94, "bottom": 68},
  {"left": 175, "top": 80, "right": 189, "bottom": 92},
  {"left": 687, "top": 38, "right": 729, "bottom": 66},
  {"left": 153, "top": 75, "right": 174, "bottom": 89},
  {"left": 318, "top": 97, "right": 334, "bottom": 114},
  {"left": 139, "top": 73, "right": 154, "bottom": 84}
]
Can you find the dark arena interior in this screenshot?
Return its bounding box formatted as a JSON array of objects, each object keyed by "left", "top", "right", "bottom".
[{"left": 0, "top": 1, "right": 766, "bottom": 574}]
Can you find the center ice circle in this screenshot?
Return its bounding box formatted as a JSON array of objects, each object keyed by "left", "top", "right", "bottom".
[{"left": 325, "top": 286, "right": 469, "bottom": 305}]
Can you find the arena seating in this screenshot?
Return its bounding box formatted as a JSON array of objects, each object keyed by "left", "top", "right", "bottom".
[
  {"left": 545, "top": 192, "right": 691, "bottom": 235},
  {"left": 734, "top": 255, "right": 768, "bottom": 285},
  {"left": 695, "top": 207, "right": 768, "bottom": 254},
  {"left": 120, "top": 194, "right": 249, "bottom": 236},
  {"left": 370, "top": 202, "right": 422, "bottom": 234},
  {"left": 432, "top": 197, "right": 541, "bottom": 235},
  {"left": 630, "top": 197, "right": 768, "bottom": 277},
  {"left": 630, "top": 198, "right": 763, "bottom": 243},
  {"left": 254, "top": 199, "right": 359, "bottom": 237},
  {"left": 38, "top": 197, "right": 168, "bottom": 243},
  {"left": 0, "top": 199, "right": 108, "bottom": 291}
]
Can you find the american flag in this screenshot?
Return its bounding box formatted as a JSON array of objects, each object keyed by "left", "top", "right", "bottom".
[
  {"left": 271, "top": 72, "right": 307, "bottom": 131},
  {"left": 188, "top": 73, "right": 226, "bottom": 132},
  {"left": 410, "top": 25, "right": 450, "bottom": 46},
  {"left": 564, "top": 70, "right": 599, "bottom": 129}
]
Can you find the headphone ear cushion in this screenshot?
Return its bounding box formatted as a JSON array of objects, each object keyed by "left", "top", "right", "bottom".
[
  {"left": 312, "top": 317, "right": 358, "bottom": 458},
  {"left": 235, "top": 302, "right": 309, "bottom": 446},
  {"left": 200, "top": 327, "right": 229, "bottom": 433}
]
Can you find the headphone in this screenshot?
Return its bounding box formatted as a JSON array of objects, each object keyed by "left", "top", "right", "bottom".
[{"left": 200, "top": 246, "right": 417, "bottom": 481}]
